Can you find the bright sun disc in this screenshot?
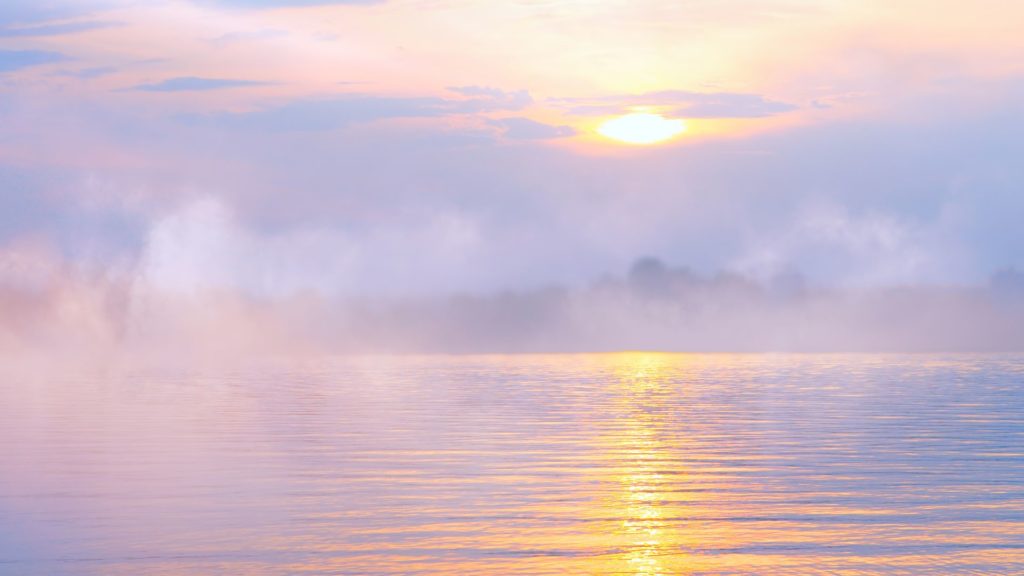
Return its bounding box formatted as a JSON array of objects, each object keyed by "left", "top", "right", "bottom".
[{"left": 598, "top": 113, "right": 686, "bottom": 145}]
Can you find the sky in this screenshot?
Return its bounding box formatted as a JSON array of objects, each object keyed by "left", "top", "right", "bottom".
[{"left": 1, "top": 0, "right": 1024, "bottom": 355}]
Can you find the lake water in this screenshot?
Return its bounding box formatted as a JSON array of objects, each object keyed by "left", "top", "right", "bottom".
[{"left": 1, "top": 354, "right": 1023, "bottom": 575}]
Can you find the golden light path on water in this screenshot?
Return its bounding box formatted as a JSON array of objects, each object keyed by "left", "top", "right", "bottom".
[{"left": 1, "top": 354, "right": 1023, "bottom": 574}]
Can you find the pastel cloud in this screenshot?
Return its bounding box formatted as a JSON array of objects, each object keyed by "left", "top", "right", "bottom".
[
  {"left": 447, "top": 86, "right": 533, "bottom": 110},
  {"left": 557, "top": 90, "right": 798, "bottom": 118},
  {"left": 209, "top": 0, "right": 384, "bottom": 7},
  {"left": 0, "top": 1, "right": 125, "bottom": 30},
  {"left": 132, "top": 76, "right": 272, "bottom": 92},
  {"left": 0, "top": 49, "right": 68, "bottom": 72},
  {"left": 198, "top": 89, "right": 534, "bottom": 131},
  {"left": 56, "top": 66, "right": 118, "bottom": 79},
  {"left": 0, "top": 4, "right": 93, "bottom": 26},
  {"left": 488, "top": 117, "right": 575, "bottom": 140},
  {"left": 0, "top": 20, "right": 118, "bottom": 38}
]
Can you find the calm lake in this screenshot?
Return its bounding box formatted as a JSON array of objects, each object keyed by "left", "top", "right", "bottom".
[{"left": 2, "top": 354, "right": 1023, "bottom": 574}]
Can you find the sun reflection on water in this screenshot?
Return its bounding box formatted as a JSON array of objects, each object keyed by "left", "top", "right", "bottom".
[{"left": 601, "top": 353, "right": 694, "bottom": 575}]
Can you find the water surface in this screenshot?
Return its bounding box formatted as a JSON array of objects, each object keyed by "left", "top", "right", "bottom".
[{"left": 1, "top": 354, "right": 1023, "bottom": 574}]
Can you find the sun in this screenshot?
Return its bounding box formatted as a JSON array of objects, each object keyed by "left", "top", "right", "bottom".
[{"left": 598, "top": 113, "right": 686, "bottom": 145}]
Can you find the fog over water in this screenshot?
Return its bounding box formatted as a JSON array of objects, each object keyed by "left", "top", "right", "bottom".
[{"left": 3, "top": 236, "right": 1024, "bottom": 360}]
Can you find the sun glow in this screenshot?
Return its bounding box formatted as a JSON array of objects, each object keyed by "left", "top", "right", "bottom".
[{"left": 598, "top": 113, "right": 686, "bottom": 145}]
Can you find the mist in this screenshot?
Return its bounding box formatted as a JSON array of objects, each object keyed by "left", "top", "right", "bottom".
[{"left": 4, "top": 240, "right": 1024, "bottom": 366}]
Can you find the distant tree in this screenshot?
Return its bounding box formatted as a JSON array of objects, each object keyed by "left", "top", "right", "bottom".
[{"left": 629, "top": 257, "right": 671, "bottom": 298}]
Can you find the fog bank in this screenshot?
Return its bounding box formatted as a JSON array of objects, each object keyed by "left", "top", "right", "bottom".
[{"left": 4, "top": 248, "right": 1023, "bottom": 365}]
